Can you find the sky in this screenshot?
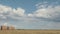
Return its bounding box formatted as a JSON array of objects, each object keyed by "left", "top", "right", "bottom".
[{"left": 0, "top": 0, "right": 60, "bottom": 29}]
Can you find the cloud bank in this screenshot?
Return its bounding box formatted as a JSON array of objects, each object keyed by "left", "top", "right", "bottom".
[
  {"left": 0, "top": 1, "right": 60, "bottom": 29},
  {"left": 28, "top": 2, "right": 60, "bottom": 22}
]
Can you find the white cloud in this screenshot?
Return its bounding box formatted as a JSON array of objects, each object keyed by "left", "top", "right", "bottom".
[
  {"left": 0, "top": 4, "right": 25, "bottom": 19},
  {"left": 13, "top": 8, "right": 25, "bottom": 16},
  {"left": 28, "top": 14, "right": 33, "bottom": 17},
  {"left": 28, "top": 2, "right": 60, "bottom": 19},
  {"left": 35, "top": 2, "right": 48, "bottom": 9},
  {"left": 0, "top": 5, "right": 12, "bottom": 13}
]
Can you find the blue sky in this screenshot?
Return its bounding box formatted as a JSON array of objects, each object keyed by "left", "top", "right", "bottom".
[{"left": 0, "top": 0, "right": 60, "bottom": 29}]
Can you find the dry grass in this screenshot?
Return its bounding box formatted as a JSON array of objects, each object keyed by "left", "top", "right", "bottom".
[{"left": 0, "top": 30, "right": 60, "bottom": 34}]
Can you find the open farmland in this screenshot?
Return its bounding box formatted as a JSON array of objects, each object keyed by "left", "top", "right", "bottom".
[{"left": 0, "top": 30, "right": 60, "bottom": 34}]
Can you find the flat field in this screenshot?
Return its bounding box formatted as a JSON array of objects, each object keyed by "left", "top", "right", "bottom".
[{"left": 0, "top": 30, "right": 60, "bottom": 34}]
